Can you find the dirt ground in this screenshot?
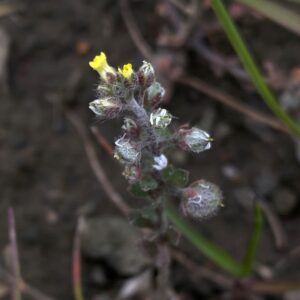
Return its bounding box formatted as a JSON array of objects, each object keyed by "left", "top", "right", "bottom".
[{"left": 1, "top": 0, "right": 300, "bottom": 299}]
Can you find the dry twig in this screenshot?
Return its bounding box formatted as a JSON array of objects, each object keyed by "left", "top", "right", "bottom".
[
  {"left": 120, "top": 0, "right": 153, "bottom": 61},
  {"left": 90, "top": 126, "right": 113, "bottom": 156},
  {"left": 8, "top": 208, "right": 21, "bottom": 300},
  {"left": 259, "top": 202, "right": 288, "bottom": 250},
  {"left": 66, "top": 110, "right": 130, "bottom": 216},
  {"left": 178, "top": 74, "right": 290, "bottom": 135},
  {"left": 0, "top": 267, "right": 55, "bottom": 300}
]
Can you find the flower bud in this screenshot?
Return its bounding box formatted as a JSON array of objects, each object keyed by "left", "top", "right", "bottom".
[
  {"left": 150, "top": 108, "right": 172, "bottom": 129},
  {"left": 178, "top": 127, "right": 212, "bottom": 153},
  {"left": 114, "top": 136, "right": 141, "bottom": 164},
  {"left": 122, "top": 165, "right": 141, "bottom": 183},
  {"left": 182, "top": 180, "right": 223, "bottom": 219},
  {"left": 137, "top": 61, "right": 155, "bottom": 88},
  {"left": 144, "top": 82, "right": 165, "bottom": 107},
  {"left": 96, "top": 84, "right": 112, "bottom": 98},
  {"left": 89, "top": 97, "right": 122, "bottom": 118},
  {"left": 122, "top": 117, "right": 140, "bottom": 139}
]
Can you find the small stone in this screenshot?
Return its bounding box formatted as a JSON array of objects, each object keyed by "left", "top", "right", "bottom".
[
  {"left": 284, "top": 291, "right": 300, "bottom": 300},
  {"left": 233, "top": 187, "right": 255, "bottom": 210},
  {"left": 272, "top": 188, "right": 297, "bottom": 216},
  {"left": 80, "top": 217, "right": 151, "bottom": 276},
  {"left": 254, "top": 169, "right": 279, "bottom": 196}
]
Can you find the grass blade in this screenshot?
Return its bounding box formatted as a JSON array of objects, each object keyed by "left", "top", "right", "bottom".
[
  {"left": 210, "top": 0, "right": 300, "bottom": 137},
  {"left": 241, "top": 204, "right": 263, "bottom": 277},
  {"left": 165, "top": 206, "right": 243, "bottom": 277},
  {"left": 236, "top": 0, "right": 300, "bottom": 36}
]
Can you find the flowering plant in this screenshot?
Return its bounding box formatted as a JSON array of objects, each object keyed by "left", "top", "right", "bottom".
[{"left": 89, "top": 52, "right": 223, "bottom": 228}]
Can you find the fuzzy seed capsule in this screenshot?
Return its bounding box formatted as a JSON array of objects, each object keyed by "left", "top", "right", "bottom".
[
  {"left": 137, "top": 61, "right": 155, "bottom": 88},
  {"left": 114, "top": 136, "right": 141, "bottom": 164},
  {"left": 122, "top": 165, "right": 141, "bottom": 183},
  {"left": 182, "top": 180, "right": 223, "bottom": 219},
  {"left": 178, "top": 127, "right": 212, "bottom": 153},
  {"left": 122, "top": 117, "right": 140, "bottom": 138},
  {"left": 89, "top": 97, "right": 122, "bottom": 118},
  {"left": 150, "top": 108, "right": 172, "bottom": 129},
  {"left": 144, "top": 82, "right": 165, "bottom": 107}
]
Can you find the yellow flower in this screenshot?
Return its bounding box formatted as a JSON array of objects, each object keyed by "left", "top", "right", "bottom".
[
  {"left": 118, "top": 63, "right": 133, "bottom": 79},
  {"left": 89, "top": 52, "right": 116, "bottom": 82}
]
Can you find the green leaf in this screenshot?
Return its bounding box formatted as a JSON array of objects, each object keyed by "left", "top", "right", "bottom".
[
  {"left": 210, "top": 0, "right": 300, "bottom": 137},
  {"left": 161, "top": 166, "right": 189, "bottom": 187},
  {"left": 236, "top": 0, "right": 300, "bottom": 36},
  {"left": 129, "top": 205, "right": 159, "bottom": 228},
  {"left": 128, "top": 183, "right": 149, "bottom": 198},
  {"left": 165, "top": 205, "right": 244, "bottom": 277},
  {"left": 241, "top": 204, "right": 263, "bottom": 277},
  {"left": 140, "top": 176, "right": 159, "bottom": 192}
]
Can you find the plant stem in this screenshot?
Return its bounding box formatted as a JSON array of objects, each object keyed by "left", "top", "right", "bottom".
[
  {"left": 127, "top": 97, "right": 159, "bottom": 154},
  {"left": 210, "top": 0, "right": 300, "bottom": 137}
]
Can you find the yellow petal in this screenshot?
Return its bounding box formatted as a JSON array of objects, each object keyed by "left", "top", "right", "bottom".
[
  {"left": 118, "top": 63, "right": 133, "bottom": 79},
  {"left": 89, "top": 52, "right": 107, "bottom": 72}
]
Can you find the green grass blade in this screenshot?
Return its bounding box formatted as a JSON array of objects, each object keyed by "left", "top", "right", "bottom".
[
  {"left": 211, "top": 0, "right": 300, "bottom": 137},
  {"left": 165, "top": 206, "right": 243, "bottom": 277},
  {"left": 241, "top": 204, "right": 263, "bottom": 277},
  {"left": 236, "top": 0, "right": 300, "bottom": 36}
]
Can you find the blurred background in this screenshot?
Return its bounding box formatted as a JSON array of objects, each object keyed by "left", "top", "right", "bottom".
[{"left": 0, "top": 0, "right": 300, "bottom": 299}]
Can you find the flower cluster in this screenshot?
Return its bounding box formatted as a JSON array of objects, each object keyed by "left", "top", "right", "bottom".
[{"left": 89, "top": 52, "right": 223, "bottom": 220}]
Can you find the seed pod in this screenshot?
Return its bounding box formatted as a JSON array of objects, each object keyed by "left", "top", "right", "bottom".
[
  {"left": 144, "top": 82, "right": 165, "bottom": 107},
  {"left": 150, "top": 108, "right": 172, "bottom": 128},
  {"left": 96, "top": 85, "right": 112, "bottom": 98},
  {"left": 178, "top": 127, "right": 212, "bottom": 153},
  {"left": 114, "top": 136, "right": 141, "bottom": 164},
  {"left": 122, "top": 117, "right": 140, "bottom": 139},
  {"left": 89, "top": 97, "right": 122, "bottom": 118},
  {"left": 182, "top": 179, "right": 223, "bottom": 219},
  {"left": 137, "top": 61, "right": 155, "bottom": 88},
  {"left": 122, "top": 165, "right": 141, "bottom": 183}
]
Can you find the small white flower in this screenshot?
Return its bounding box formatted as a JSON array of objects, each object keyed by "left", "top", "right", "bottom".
[{"left": 153, "top": 154, "right": 168, "bottom": 171}]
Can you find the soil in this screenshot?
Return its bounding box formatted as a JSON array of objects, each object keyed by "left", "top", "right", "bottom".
[{"left": 0, "top": 0, "right": 300, "bottom": 299}]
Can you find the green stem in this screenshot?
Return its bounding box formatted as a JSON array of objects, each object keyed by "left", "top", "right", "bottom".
[
  {"left": 165, "top": 205, "right": 244, "bottom": 277},
  {"left": 241, "top": 204, "right": 263, "bottom": 277},
  {"left": 210, "top": 0, "right": 300, "bottom": 137}
]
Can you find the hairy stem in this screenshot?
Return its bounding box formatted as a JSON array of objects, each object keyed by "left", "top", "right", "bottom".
[{"left": 127, "top": 97, "right": 160, "bottom": 154}]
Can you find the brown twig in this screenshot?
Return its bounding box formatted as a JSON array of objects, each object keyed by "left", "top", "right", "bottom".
[
  {"left": 178, "top": 74, "right": 290, "bottom": 135},
  {"left": 120, "top": 0, "right": 154, "bottom": 61},
  {"left": 90, "top": 126, "right": 113, "bottom": 156},
  {"left": 66, "top": 110, "right": 130, "bottom": 216},
  {"left": 252, "top": 280, "right": 300, "bottom": 294},
  {"left": 259, "top": 202, "right": 288, "bottom": 250},
  {"left": 8, "top": 208, "right": 21, "bottom": 300},
  {"left": 72, "top": 220, "right": 85, "bottom": 300},
  {"left": 0, "top": 267, "right": 55, "bottom": 300}
]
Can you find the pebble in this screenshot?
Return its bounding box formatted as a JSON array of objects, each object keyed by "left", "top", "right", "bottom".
[
  {"left": 80, "top": 216, "right": 151, "bottom": 276},
  {"left": 272, "top": 188, "right": 297, "bottom": 216}
]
